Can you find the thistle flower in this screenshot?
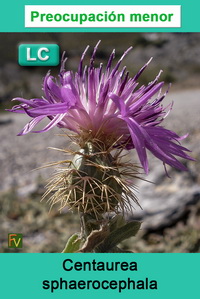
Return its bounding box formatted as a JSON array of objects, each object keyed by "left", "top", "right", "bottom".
[{"left": 8, "top": 42, "right": 194, "bottom": 217}]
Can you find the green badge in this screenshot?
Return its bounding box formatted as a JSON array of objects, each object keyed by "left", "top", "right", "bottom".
[
  {"left": 8, "top": 233, "right": 23, "bottom": 248},
  {"left": 18, "top": 44, "right": 59, "bottom": 66}
]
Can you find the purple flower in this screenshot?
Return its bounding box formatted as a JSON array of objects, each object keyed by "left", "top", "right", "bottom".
[{"left": 8, "top": 42, "right": 194, "bottom": 173}]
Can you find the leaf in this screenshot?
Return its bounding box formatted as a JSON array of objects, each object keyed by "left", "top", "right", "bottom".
[
  {"left": 78, "top": 225, "right": 109, "bottom": 253},
  {"left": 109, "top": 215, "right": 126, "bottom": 232},
  {"left": 100, "top": 221, "right": 141, "bottom": 252},
  {"left": 110, "top": 246, "right": 133, "bottom": 253},
  {"left": 62, "top": 233, "right": 84, "bottom": 253}
]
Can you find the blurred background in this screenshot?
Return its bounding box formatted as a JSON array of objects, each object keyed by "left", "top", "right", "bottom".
[{"left": 0, "top": 32, "right": 199, "bottom": 252}]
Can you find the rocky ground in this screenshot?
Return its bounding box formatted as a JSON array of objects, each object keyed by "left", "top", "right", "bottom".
[{"left": 0, "top": 33, "right": 200, "bottom": 252}]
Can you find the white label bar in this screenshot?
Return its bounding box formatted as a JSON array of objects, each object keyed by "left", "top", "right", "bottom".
[{"left": 25, "top": 5, "right": 181, "bottom": 28}]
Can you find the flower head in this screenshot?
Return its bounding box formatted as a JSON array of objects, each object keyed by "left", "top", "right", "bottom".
[{"left": 9, "top": 42, "right": 194, "bottom": 174}]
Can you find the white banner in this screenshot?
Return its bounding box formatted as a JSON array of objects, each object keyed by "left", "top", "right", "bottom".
[{"left": 25, "top": 5, "right": 181, "bottom": 28}]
